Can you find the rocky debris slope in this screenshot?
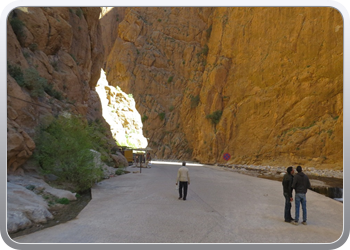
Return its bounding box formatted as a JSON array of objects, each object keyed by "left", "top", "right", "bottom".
[{"left": 101, "top": 7, "right": 343, "bottom": 170}]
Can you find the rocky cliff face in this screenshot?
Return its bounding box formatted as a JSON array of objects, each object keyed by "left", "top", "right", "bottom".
[
  {"left": 101, "top": 7, "right": 343, "bottom": 169},
  {"left": 7, "top": 7, "right": 343, "bottom": 171},
  {"left": 6, "top": 7, "right": 128, "bottom": 234},
  {"left": 7, "top": 7, "right": 108, "bottom": 173}
]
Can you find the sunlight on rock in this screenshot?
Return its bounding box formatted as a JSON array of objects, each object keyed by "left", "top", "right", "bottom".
[
  {"left": 99, "top": 7, "right": 114, "bottom": 19},
  {"left": 95, "top": 69, "right": 148, "bottom": 149}
]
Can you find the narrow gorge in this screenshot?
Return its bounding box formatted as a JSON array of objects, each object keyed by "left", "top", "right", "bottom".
[{"left": 6, "top": 7, "right": 343, "bottom": 234}]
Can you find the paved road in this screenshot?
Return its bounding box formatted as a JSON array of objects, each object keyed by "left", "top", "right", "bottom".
[{"left": 13, "top": 161, "right": 343, "bottom": 244}]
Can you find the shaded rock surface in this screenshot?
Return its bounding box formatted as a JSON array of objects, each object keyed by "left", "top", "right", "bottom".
[
  {"left": 6, "top": 7, "right": 112, "bottom": 234},
  {"left": 7, "top": 7, "right": 109, "bottom": 174}
]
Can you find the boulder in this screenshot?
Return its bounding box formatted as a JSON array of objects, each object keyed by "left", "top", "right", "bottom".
[
  {"left": 7, "top": 175, "right": 77, "bottom": 201},
  {"left": 90, "top": 149, "right": 118, "bottom": 178},
  {"left": 7, "top": 182, "right": 53, "bottom": 233},
  {"left": 7, "top": 211, "right": 32, "bottom": 234},
  {"left": 111, "top": 152, "right": 129, "bottom": 168}
]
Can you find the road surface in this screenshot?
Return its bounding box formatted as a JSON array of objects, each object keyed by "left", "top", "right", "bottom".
[{"left": 12, "top": 161, "right": 343, "bottom": 244}]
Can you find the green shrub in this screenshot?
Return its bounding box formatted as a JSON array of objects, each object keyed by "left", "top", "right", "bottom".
[
  {"left": 142, "top": 114, "right": 148, "bottom": 123},
  {"left": 29, "top": 43, "right": 38, "bottom": 52},
  {"left": 190, "top": 95, "right": 200, "bottom": 108},
  {"left": 167, "top": 76, "right": 173, "bottom": 83},
  {"left": 206, "top": 25, "right": 212, "bottom": 39},
  {"left": 202, "top": 45, "right": 209, "bottom": 56},
  {"left": 33, "top": 115, "right": 104, "bottom": 192},
  {"left": 87, "top": 120, "right": 113, "bottom": 166},
  {"left": 206, "top": 110, "right": 223, "bottom": 125},
  {"left": 197, "top": 45, "right": 209, "bottom": 57},
  {"left": 115, "top": 169, "right": 124, "bottom": 175},
  {"left": 7, "top": 62, "right": 25, "bottom": 86},
  {"left": 56, "top": 198, "right": 70, "bottom": 205},
  {"left": 23, "top": 68, "right": 46, "bottom": 97},
  {"left": 9, "top": 17, "right": 25, "bottom": 40},
  {"left": 158, "top": 112, "right": 165, "bottom": 121},
  {"left": 169, "top": 105, "right": 174, "bottom": 112},
  {"left": 44, "top": 83, "right": 63, "bottom": 100},
  {"left": 8, "top": 63, "right": 62, "bottom": 99},
  {"left": 76, "top": 8, "right": 83, "bottom": 19},
  {"left": 70, "top": 53, "right": 78, "bottom": 63},
  {"left": 25, "top": 185, "right": 35, "bottom": 191}
]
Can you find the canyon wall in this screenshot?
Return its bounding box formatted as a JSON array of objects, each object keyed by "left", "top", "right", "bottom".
[
  {"left": 7, "top": 7, "right": 109, "bottom": 173},
  {"left": 101, "top": 7, "right": 343, "bottom": 170}
]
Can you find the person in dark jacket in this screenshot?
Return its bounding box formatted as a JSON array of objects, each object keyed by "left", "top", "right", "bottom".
[
  {"left": 282, "top": 166, "right": 294, "bottom": 222},
  {"left": 292, "top": 165, "right": 311, "bottom": 225}
]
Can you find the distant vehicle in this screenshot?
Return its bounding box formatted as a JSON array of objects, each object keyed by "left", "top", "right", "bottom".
[{"left": 124, "top": 149, "right": 133, "bottom": 163}]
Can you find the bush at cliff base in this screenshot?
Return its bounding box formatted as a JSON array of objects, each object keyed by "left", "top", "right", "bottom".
[{"left": 33, "top": 115, "right": 105, "bottom": 192}]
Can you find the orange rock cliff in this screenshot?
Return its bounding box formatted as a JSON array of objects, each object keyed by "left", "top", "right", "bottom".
[
  {"left": 7, "top": 7, "right": 343, "bottom": 172},
  {"left": 101, "top": 7, "right": 343, "bottom": 170}
]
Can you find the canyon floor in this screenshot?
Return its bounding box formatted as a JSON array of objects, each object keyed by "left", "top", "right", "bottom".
[
  {"left": 9, "top": 161, "right": 343, "bottom": 245},
  {"left": 8, "top": 162, "right": 343, "bottom": 240}
]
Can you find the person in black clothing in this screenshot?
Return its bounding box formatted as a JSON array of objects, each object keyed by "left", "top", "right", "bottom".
[
  {"left": 282, "top": 166, "right": 294, "bottom": 222},
  {"left": 292, "top": 165, "right": 311, "bottom": 225}
]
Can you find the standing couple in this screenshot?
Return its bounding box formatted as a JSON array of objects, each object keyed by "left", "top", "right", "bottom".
[{"left": 282, "top": 165, "right": 311, "bottom": 225}]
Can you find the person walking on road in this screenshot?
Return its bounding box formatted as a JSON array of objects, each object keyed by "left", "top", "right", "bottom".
[
  {"left": 282, "top": 166, "right": 294, "bottom": 223},
  {"left": 176, "top": 162, "right": 190, "bottom": 200},
  {"left": 292, "top": 165, "right": 311, "bottom": 225},
  {"left": 146, "top": 152, "right": 151, "bottom": 168}
]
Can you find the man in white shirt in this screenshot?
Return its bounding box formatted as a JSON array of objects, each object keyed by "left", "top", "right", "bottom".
[{"left": 176, "top": 162, "right": 190, "bottom": 200}]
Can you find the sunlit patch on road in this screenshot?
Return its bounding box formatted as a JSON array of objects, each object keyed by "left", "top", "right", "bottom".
[{"left": 151, "top": 161, "right": 204, "bottom": 167}]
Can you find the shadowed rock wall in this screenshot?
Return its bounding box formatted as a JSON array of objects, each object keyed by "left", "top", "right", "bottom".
[{"left": 7, "top": 7, "right": 109, "bottom": 173}]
